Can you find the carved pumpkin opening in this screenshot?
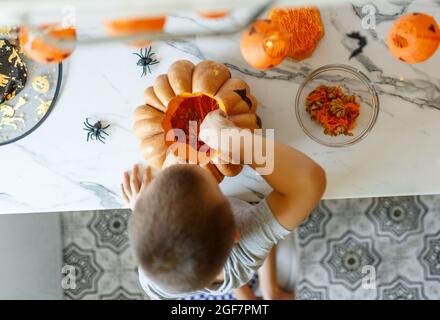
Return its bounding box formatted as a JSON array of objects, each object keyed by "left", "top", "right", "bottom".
[
  {"left": 392, "top": 34, "right": 409, "bottom": 48},
  {"left": 162, "top": 93, "right": 220, "bottom": 152}
]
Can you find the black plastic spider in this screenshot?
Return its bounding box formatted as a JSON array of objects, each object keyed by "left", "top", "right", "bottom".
[
  {"left": 83, "top": 118, "right": 110, "bottom": 144},
  {"left": 133, "top": 47, "right": 159, "bottom": 77}
]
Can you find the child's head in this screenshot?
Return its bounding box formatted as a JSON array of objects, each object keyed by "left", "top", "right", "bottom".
[{"left": 129, "top": 164, "right": 235, "bottom": 293}]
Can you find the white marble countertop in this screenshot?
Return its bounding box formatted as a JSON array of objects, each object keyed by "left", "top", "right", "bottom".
[{"left": 1, "top": 0, "right": 440, "bottom": 214}]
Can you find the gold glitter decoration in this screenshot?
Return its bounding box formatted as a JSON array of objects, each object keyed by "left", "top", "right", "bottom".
[
  {"left": 0, "top": 104, "right": 14, "bottom": 117},
  {"left": 0, "top": 97, "right": 28, "bottom": 130},
  {"left": 0, "top": 39, "right": 27, "bottom": 104},
  {"left": 0, "top": 106, "right": 24, "bottom": 130},
  {"left": 8, "top": 49, "right": 24, "bottom": 68},
  {"left": 36, "top": 98, "right": 52, "bottom": 117},
  {"left": 0, "top": 74, "right": 11, "bottom": 87},
  {"left": 32, "top": 76, "right": 50, "bottom": 94},
  {"left": 0, "top": 97, "right": 27, "bottom": 117},
  {"left": 0, "top": 115, "right": 24, "bottom": 129},
  {"left": 0, "top": 27, "right": 12, "bottom": 35},
  {"left": 14, "top": 97, "right": 27, "bottom": 110}
]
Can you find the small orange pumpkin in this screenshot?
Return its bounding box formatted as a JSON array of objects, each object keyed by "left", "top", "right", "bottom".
[
  {"left": 133, "top": 60, "right": 260, "bottom": 182},
  {"left": 104, "top": 16, "right": 167, "bottom": 47},
  {"left": 387, "top": 13, "right": 440, "bottom": 64},
  {"left": 19, "top": 24, "right": 77, "bottom": 64},
  {"left": 240, "top": 19, "right": 288, "bottom": 70}
]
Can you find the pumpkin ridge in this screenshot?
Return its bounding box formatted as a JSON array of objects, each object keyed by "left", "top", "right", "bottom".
[
  {"left": 133, "top": 117, "right": 164, "bottom": 140},
  {"left": 144, "top": 87, "right": 166, "bottom": 112},
  {"left": 168, "top": 60, "right": 195, "bottom": 95},
  {"left": 192, "top": 60, "right": 231, "bottom": 95},
  {"left": 133, "top": 104, "right": 164, "bottom": 122},
  {"left": 233, "top": 89, "right": 253, "bottom": 110},
  {"left": 154, "top": 74, "right": 176, "bottom": 107}
]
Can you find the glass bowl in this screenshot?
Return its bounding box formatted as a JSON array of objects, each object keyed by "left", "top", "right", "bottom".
[{"left": 295, "top": 64, "right": 379, "bottom": 147}]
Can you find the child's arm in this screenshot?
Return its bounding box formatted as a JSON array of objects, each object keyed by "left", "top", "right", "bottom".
[
  {"left": 259, "top": 139, "right": 326, "bottom": 230},
  {"left": 200, "top": 110, "right": 326, "bottom": 230}
]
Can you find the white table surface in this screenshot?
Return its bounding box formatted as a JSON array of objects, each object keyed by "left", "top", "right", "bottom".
[{"left": 1, "top": 0, "right": 440, "bottom": 214}]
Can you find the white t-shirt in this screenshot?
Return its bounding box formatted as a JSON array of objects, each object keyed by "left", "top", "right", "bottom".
[{"left": 138, "top": 198, "right": 290, "bottom": 299}]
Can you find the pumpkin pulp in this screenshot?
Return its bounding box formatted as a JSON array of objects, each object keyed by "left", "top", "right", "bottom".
[{"left": 162, "top": 93, "right": 220, "bottom": 153}]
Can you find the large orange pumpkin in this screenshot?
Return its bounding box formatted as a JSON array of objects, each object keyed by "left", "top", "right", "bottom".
[
  {"left": 132, "top": 60, "right": 260, "bottom": 182},
  {"left": 387, "top": 13, "right": 440, "bottom": 64},
  {"left": 19, "top": 24, "right": 77, "bottom": 64}
]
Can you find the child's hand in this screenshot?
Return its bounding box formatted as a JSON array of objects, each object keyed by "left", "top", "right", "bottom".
[
  {"left": 199, "top": 109, "right": 237, "bottom": 150},
  {"left": 121, "top": 164, "right": 153, "bottom": 210}
]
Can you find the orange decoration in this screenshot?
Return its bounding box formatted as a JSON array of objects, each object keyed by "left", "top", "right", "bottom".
[
  {"left": 19, "top": 24, "right": 77, "bottom": 64},
  {"left": 268, "top": 7, "right": 324, "bottom": 61},
  {"left": 132, "top": 60, "right": 260, "bottom": 182},
  {"left": 198, "top": 11, "right": 230, "bottom": 19},
  {"left": 387, "top": 13, "right": 440, "bottom": 64},
  {"left": 104, "top": 16, "right": 167, "bottom": 47},
  {"left": 240, "top": 20, "right": 288, "bottom": 70}
]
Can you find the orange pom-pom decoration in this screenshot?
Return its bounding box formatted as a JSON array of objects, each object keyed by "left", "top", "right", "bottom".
[
  {"left": 240, "top": 20, "right": 288, "bottom": 70},
  {"left": 268, "top": 7, "right": 324, "bottom": 61},
  {"left": 19, "top": 24, "right": 77, "bottom": 64},
  {"left": 387, "top": 13, "right": 440, "bottom": 64}
]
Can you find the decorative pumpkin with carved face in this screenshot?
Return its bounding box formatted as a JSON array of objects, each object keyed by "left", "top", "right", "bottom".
[
  {"left": 240, "top": 19, "right": 288, "bottom": 70},
  {"left": 387, "top": 13, "right": 440, "bottom": 64},
  {"left": 132, "top": 60, "right": 260, "bottom": 183}
]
